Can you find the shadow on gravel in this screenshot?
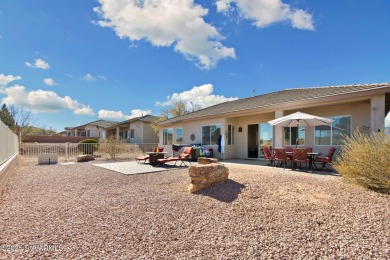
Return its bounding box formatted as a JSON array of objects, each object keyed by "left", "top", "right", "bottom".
[{"left": 193, "top": 179, "right": 246, "bottom": 203}]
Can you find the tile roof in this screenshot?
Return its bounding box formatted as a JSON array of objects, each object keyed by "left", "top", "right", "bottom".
[
  {"left": 113, "top": 115, "right": 159, "bottom": 126},
  {"left": 65, "top": 119, "right": 117, "bottom": 130},
  {"left": 159, "top": 82, "right": 390, "bottom": 125}
]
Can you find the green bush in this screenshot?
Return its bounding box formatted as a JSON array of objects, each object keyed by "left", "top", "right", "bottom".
[
  {"left": 77, "top": 139, "right": 99, "bottom": 155},
  {"left": 333, "top": 128, "right": 390, "bottom": 194}
]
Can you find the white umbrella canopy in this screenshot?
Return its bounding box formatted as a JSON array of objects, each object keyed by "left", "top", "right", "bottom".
[{"left": 268, "top": 112, "right": 333, "bottom": 127}]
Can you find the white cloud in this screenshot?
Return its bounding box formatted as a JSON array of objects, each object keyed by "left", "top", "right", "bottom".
[
  {"left": 97, "top": 75, "right": 107, "bottom": 80},
  {"left": 215, "top": 0, "right": 314, "bottom": 30},
  {"left": 25, "top": 58, "right": 50, "bottom": 70},
  {"left": 43, "top": 78, "right": 56, "bottom": 86},
  {"left": 94, "top": 0, "right": 235, "bottom": 69},
  {"left": 98, "top": 108, "right": 152, "bottom": 120},
  {"left": 83, "top": 73, "right": 96, "bottom": 81},
  {"left": 129, "top": 109, "right": 152, "bottom": 118},
  {"left": 74, "top": 105, "right": 95, "bottom": 116},
  {"left": 98, "top": 110, "right": 126, "bottom": 119},
  {"left": 0, "top": 84, "right": 93, "bottom": 115},
  {"left": 155, "top": 83, "right": 238, "bottom": 109},
  {"left": 0, "top": 73, "right": 21, "bottom": 87}
]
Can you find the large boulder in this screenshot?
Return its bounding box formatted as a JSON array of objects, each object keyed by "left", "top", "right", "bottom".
[
  {"left": 76, "top": 154, "right": 94, "bottom": 162},
  {"left": 188, "top": 158, "right": 229, "bottom": 193}
]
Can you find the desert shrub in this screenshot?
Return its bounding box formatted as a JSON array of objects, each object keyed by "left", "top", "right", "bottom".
[
  {"left": 99, "top": 136, "right": 129, "bottom": 160},
  {"left": 77, "top": 139, "right": 99, "bottom": 155},
  {"left": 333, "top": 128, "right": 390, "bottom": 194}
]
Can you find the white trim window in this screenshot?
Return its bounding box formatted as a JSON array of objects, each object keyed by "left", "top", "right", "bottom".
[
  {"left": 228, "top": 124, "right": 235, "bottom": 145},
  {"left": 130, "top": 129, "right": 135, "bottom": 139},
  {"left": 176, "top": 128, "right": 183, "bottom": 144},
  {"left": 315, "top": 115, "right": 351, "bottom": 145},
  {"left": 283, "top": 126, "right": 305, "bottom": 146},
  {"left": 163, "top": 128, "right": 173, "bottom": 145},
  {"left": 202, "top": 124, "right": 221, "bottom": 145}
]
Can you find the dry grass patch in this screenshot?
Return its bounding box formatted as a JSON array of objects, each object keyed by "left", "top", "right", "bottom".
[{"left": 333, "top": 129, "right": 390, "bottom": 194}]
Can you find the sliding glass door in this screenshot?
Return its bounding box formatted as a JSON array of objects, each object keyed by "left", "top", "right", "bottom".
[{"left": 247, "top": 123, "right": 273, "bottom": 158}]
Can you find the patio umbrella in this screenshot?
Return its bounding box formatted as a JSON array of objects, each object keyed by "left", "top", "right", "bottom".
[{"left": 268, "top": 111, "right": 333, "bottom": 147}]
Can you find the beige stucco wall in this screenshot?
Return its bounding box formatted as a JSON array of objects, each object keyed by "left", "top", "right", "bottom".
[
  {"left": 142, "top": 122, "right": 159, "bottom": 143},
  {"left": 85, "top": 125, "right": 100, "bottom": 138},
  {"left": 159, "top": 117, "right": 226, "bottom": 160}
]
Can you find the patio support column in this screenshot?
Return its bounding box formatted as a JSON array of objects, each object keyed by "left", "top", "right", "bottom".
[
  {"left": 371, "top": 95, "right": 385, "bottom": 132},
  {"left": 128, "top": 123, "right": 131, "bottom": 142},
  {"left": 75, "top": 129, "right": 78, "bottom": 137},
  {"left": 116, "top": 126, "right": 120, "bottom": 140},
  {"left": 274, "top": 110, "right": 284, "bottom": 148}
]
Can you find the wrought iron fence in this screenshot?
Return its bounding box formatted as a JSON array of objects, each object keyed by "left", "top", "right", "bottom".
[
  {"left": 19, "top": 142, "right": 159, "bottom": 162},
  {"left": 0, "top": 121, "right": 19, "bottom": 166}
]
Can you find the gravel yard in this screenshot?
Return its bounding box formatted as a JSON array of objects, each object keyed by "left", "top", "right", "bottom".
[{"left": 0, "top": 157, "right": 389, "bottom": 259}]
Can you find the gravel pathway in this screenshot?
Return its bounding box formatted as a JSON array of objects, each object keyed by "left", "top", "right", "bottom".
[{"left": 0, "top": 158, "right": 389, "bottom": 259}]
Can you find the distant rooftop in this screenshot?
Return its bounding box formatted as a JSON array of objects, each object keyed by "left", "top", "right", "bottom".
[{"left": 65, "top": 119, "right": 118, "bottom": 130}]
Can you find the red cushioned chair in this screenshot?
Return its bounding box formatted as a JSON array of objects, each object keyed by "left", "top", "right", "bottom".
[
  {"left": 157, "top": 147, "right": 193, "bottom": 166},
  {"left": 292, "top": 148, "right": 309, "bottom": 171},
  {"left": 313, "top": 147, "right": 336, "bottom": 171},
  {"left": 262, "top": 146, "right": 274, "bottom": 166},
  {"left": 273, "top": 148, "right": 291, "bottom": 169}
]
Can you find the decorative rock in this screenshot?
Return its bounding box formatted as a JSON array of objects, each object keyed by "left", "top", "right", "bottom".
[
  {"left": 197, "top": 157, "right": 219, "bottom": 165},
  {"left": 188, "top": 161, "right": 229, "bottom": 193},
  {"left": 76, "top": 155, "right": 95, "bottom": 162}
]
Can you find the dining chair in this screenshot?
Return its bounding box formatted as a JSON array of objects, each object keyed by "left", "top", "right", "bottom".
[
  {"left": 273, "top": 148, "right": 291, "bottom": 169},
  {"left": 262, "top": 146, "right": 274, "bottom": 166},
  {"left": 292, "top": 148, "right": 309, "bottom": 171},
  {"left": 313, "top": 147, "right": 336, "bottom": 171}
]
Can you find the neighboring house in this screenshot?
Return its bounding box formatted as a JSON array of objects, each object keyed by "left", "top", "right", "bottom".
[
  {"left": 65, "top": 120, "right": 117, "bottom": 139},
  {"left": 157, "top": 83, "right": 390, "bottom": 160},
  {"left": 104, "top": 115, "right": 159, "bottom": 144}
]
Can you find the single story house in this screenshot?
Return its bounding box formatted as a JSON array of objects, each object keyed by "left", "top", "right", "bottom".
[
  {"left": 104, "top": 115, "right": 159, "bottom": 144},
  {"left": 157, "top": 83, "right": 390, "bottom": 160},
  {"left": 64, "top": 115, "right": 159, "bottom": 144},
  {"left": 64, "top": 119, "right": 117, "bottom": 139}
]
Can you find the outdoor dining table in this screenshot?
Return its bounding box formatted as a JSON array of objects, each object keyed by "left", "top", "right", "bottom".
[
  {"left": 146, "top": 152, "right": 168, "bottom": 165},
  {"left": 286, "top": 152, "right": 319, "bottom": 171}
]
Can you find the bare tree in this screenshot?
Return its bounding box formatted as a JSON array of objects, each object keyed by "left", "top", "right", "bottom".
[
  {"left": 150, "top": 100, "right": 201, "bottom": 136},
  {"left": 162, "top": 100, "right": 192, "bottom": 119},
  {"left": 9, "top": 105, "right": 37, "bottom": 141}
]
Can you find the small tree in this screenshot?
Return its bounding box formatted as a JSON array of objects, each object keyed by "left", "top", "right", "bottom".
[
  {"left": 150, "top": 116, "right": 168, "bottom": 136},
  {"left": 9, "top": 105, "right": 36, "bottom": 140},
  {"left": 333, "top": 128, "right": 390, "bottom": 194},
  {"left": 99, "top": 136, "right": 128, "bottom": 160},
  {"left": 78, "top": 139, "right": 99, "bottom": 155},
  {"left": 0, "top": 104, "right": 15, "bottom": 129}
]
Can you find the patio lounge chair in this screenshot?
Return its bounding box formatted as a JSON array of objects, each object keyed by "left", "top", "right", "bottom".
[
  {"left": 157, "top": 147, "right": 193, "bottom": 166},
  {"left": 135, "top": 147, "right": 164, "bottom": 164}
]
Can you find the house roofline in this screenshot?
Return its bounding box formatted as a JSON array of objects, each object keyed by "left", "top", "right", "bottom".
[{"left": 158, "top": 82, "right": 390, "bottom": 126}]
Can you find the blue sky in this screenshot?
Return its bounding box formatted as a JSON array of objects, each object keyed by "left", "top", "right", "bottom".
[{"left": 0, "top": 0, "right": 389, "bottom": 132}]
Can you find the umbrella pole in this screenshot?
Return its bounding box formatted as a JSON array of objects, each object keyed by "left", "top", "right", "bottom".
[{"left": 295, "top": 119, "right": 300, "bottom": 148}]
